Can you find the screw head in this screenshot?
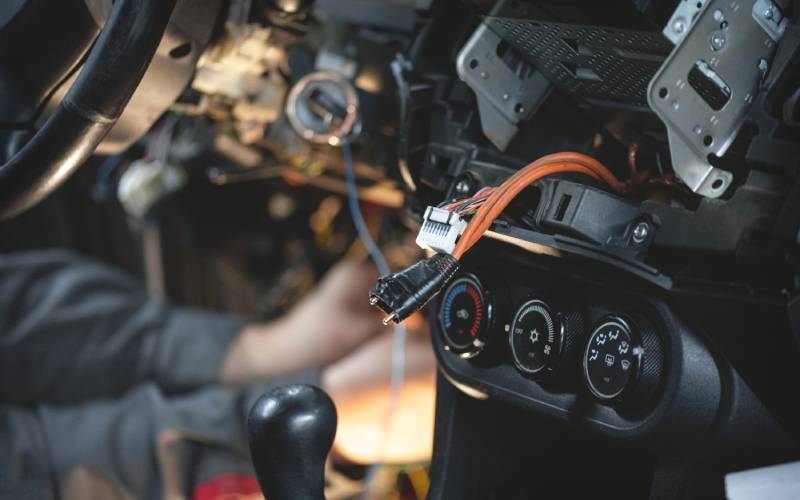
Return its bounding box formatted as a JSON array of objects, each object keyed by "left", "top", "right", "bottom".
[
  {"left": 632, "top": 222, "right": 650, "bottom": 244},
  {"left": 455, "top": 179, "right": 471, "bottom": 194},
  {"left": 758, "top": 58, "right": 769, "bottom": 72},
  {"left": 709, "top": 30, "right": 726, "bottom": 50},
  {"left": 672, "top": 18, "right": 686, "bottom": 34},
  {"left": 764, "top": 7, "right": 774, "bottom": 19},
  {"left": 713, "top": 9, "right": 724, "bottom": 22}
]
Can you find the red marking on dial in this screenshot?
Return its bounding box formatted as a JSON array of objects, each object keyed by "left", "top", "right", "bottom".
[{"left": 466, "top": 285, "right": 482, "bottom": 337}]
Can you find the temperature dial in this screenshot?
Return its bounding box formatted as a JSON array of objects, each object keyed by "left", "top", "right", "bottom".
[
  {"left": 582, "top": 314, "right": 664, "bottom": 405},
  {"left": 438, "top": 275, "right": 491, "bottom": 357},
  {"left": 509, "top": 299, "right": 581, "bottom": 375}
]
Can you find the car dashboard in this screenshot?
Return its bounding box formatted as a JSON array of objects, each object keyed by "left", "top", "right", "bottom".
[{"left": 1, "top": 0, "right": 799, "bottom": 498}]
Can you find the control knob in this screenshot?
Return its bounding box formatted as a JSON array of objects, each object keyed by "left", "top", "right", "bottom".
[
  {"left": 581, "top": 313, "right": 664, "bottom": 405},
  {"left": 508, "top": 299, "right": 583, "bottom": 375},
  {"left": 438, "top": 274, "right": 493, "bottom": 357}
]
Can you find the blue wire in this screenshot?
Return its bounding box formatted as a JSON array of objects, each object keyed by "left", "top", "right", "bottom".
[
  {"left": 341, "top": 141, "right": 391, "bottom": 277},
  {"left": 341, "top": 141, "right": 407, "bottom": 483},
  {"left": 93, "top": 154, "right": 127, "bottom": 201}
]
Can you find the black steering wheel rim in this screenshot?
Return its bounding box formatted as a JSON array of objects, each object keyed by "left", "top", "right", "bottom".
[{"left": 0, "top": 0, "right": 177, "bottom": 220}]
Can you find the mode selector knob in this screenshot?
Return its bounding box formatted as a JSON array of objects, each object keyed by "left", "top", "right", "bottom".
[
  {"left": 508, "top": 299, "right": 583, "bottom": 375},
  {"left": 582, "top": 313, "right": 664, "bottom": 405}
]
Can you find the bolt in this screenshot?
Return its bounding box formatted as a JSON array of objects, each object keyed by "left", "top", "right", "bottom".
[
  {"left": 713, "top": 9, "right": 724, "bottom": 22},
  {"left": 758, "top": 58, "right": 769, "bottom": 72},
  {"left": 632, "top": 222, "right": 650, "bottom": 244},
  {"left": 502, "top": 93, "right": 510, "bottom": 101},
  {"left": 764, "top": 7, "right": 774, "bottom": 20},
  {"left": 672, "top": 18, "right": 686, "bottom": 34},
  {"left": 480, "top": 71, "right": 488, "bottom": 79},
  {"left": 710, "top": 30, "right": 726, "bottom": 50},
  {"left": 693, "top": 125, "right": 703, "bottom": 135},
  {"left": 455, "top": 179, "right": 471, "bottom": 194}
]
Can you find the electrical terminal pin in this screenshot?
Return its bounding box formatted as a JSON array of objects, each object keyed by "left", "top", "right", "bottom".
[{"left": 415, "top": 206, "right": 467, "bottom": 255}]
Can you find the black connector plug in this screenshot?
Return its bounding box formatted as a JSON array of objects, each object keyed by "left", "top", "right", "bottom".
[{"left": 369, "top": 253, "right": 460, "bottom": 324}]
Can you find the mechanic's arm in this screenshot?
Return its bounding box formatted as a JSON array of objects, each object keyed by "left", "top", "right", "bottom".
[
  {"left": 220, "top": 259, "right": 383, "bottom": 384},
  {"left": 0, "top": 250, "right": 381, "bottom": 404}
]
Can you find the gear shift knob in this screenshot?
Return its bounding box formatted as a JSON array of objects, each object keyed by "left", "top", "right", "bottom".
[{"left": 247, "top": 384, "right": 337, "bottom": 500}]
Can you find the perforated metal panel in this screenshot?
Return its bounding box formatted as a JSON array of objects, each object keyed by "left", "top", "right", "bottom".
[{"left": 487, "top": 17, "right": 673, "bottom": 108}]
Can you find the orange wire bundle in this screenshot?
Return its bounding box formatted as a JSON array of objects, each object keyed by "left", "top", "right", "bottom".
[{"left": 451, "top": 152, "right": 621, "bottom": 259}]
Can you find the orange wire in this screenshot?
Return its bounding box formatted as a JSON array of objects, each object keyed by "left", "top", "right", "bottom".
[
  {"left": 471, "top": 153, "right": 620, "bottom": 233},
  {"left": 454, "top": 163, "right": 601, "bottom": 258},
  {"left": 461, "top": 156, "right": 603, "bottom": 248},
  {"left": 452, "top": 153, "right": 620, "bottom": 259},
  {"left": 456, "top": 159, "right": 616, "bottom": 257},
  {"left": 454, "top": 155, "right": 619, "bottom": 257}
]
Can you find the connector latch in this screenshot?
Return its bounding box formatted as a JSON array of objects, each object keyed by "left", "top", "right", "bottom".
[{"left": 415, "top": 206, "right": 467, "bottom": 255}]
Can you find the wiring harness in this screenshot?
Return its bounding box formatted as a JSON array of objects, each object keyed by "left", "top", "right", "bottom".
[{"left": 369, "top": 152, "right": 622, "bottom": 324}]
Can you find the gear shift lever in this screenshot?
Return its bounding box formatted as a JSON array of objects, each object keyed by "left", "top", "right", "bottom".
[{"left": 247, "top": 384, "right": 337, "bottom": 500}]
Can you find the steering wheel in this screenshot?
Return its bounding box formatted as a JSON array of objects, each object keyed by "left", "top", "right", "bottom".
[{"left": 0, "top": 0, "right": 176, "bottom": 220}]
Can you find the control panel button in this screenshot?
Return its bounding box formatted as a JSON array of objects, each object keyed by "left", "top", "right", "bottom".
[
  {"left": 582, "top": 314, "right": 664, "bottom": 404},
  {"left": 438, "top": 274, "right": 491, "bottom": 357},
  {"left": 509, "top": 299, "right": 582, "bottom": 375}
]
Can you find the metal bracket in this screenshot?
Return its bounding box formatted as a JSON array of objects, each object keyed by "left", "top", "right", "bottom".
[
  {"left": 663, "top": 0, "right": 709, "bottom": 44},
  {"left": 648, "top": 0, "right": 784, "bottom": 198},
  {"left": 456, "top": 19, "right": 550, "bottom": 151},
  {"left": 752, "top": 0, "right": 789, "bottom": 41}
]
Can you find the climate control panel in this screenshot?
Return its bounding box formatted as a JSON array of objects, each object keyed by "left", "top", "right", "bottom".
[
  {"left": 436, "top": 272, "right": 666, "bottom": 409},
  {"left": 425, "top": 240, "right": 704, "bottom": 443},
  {"left": 427, "top": 245, "right": 792, "bottom": 498}
]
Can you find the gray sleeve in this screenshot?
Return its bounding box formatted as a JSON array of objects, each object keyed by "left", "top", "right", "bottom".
[
  {"left": 0, "top": 368, "right": 323, "bottom": 500},
  {"left": 0, "top": 249, "right": 247, "bottom": 405}
]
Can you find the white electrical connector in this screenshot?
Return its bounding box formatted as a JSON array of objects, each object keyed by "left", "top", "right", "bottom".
[{"left": 416, "top": 206, "right": 468, "bottom": 255}]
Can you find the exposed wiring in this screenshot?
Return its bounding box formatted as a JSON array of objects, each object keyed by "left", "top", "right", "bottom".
[
  {"left": 94, "top": 114, "right": 182, "bottom": 203},
  {"left": 341, "top": 141, "right": 407, "bottom": 495},
  {"left": 342, "top": 142, "right": 392, "bottom": 275},
  {"left": 439, "top": 186, "right": 495, "bottom": 215},
  {"left": 451, "top": 152, "right": 621, "bottom": 259},
  {"left": 93, "top": 154, "right": 128, "bottom": 201},
  {"left": 628, "top": 141, "right": 640, "bottom": 177},
  {"left": 368, "top": 152, "right": 622, "bottom": 326},
  {"left": 145, "top": 113, "right": 180, "bottom": 164}
]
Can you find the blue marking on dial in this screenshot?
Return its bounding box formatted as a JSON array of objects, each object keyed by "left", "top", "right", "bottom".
[{"left": 443, "top": 282, "right": 467, "bottom": 329}]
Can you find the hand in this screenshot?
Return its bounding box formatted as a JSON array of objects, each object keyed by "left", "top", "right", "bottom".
[{"left": 221, "top": 260, "right": 385, "bottom": 384}]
